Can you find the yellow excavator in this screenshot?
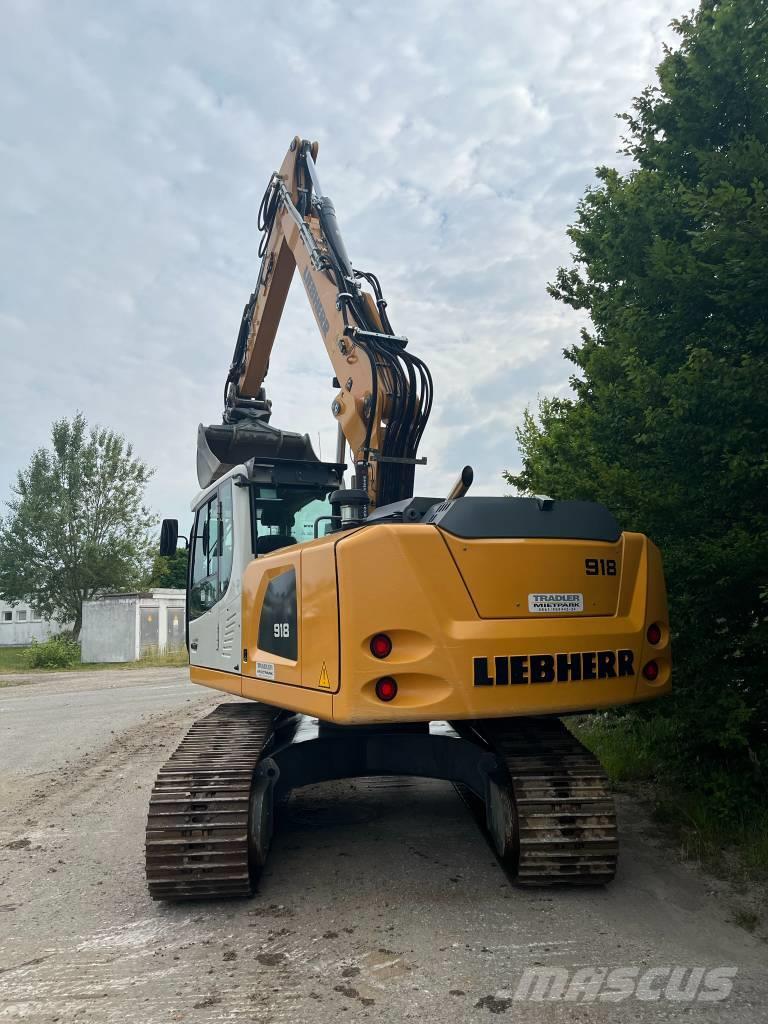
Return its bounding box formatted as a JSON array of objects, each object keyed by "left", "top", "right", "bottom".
[{"left": 147, "top": 136, "right": 671, "bottom": 899}]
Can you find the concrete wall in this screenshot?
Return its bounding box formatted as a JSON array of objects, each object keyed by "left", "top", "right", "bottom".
[
  {"left": 0, "top": 601, "right": 70, "bottom": 646},
  {"left": 81, "top": 590, "right": 186, "bottom": 663},
  {"left": 81, "top": 598, "right": 137, "bottom": 663}
]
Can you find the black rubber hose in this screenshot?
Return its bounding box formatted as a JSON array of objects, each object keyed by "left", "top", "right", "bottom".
[{"left": 257, "top": 174, "right": 280, "bottom": 258}]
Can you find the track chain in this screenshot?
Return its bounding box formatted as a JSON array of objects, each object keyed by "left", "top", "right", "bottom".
[
  {"left": 145, "top": 702, "right": 277, "bottom": 901},
  {"left": 478, "top": 717, "right": 618, "bottom": 885}
]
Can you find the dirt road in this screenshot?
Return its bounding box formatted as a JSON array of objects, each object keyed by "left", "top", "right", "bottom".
[{"left": 0, "top": 669, "right": 765, "bottom": 1022}]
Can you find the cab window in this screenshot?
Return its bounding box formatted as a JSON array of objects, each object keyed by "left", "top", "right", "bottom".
[
  {"left": 219, "top": 481, "right": 234, "bottom": 596},
  {"left": 253, "top": 493, "right": 333, "bottom": 554},
  {"left": 291, "top": 497, "right": 333, "bottom": 542},
  {"left": 190, "top": 496, "right": 218, "bottom": 619},
  {"left": 189, "top": 482, "right": 235, "bottom": 618}
]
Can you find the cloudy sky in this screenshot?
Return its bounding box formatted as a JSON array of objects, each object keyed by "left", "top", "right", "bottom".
[{"left": 1, "top": 0, "right": 681, "bottom": 526}]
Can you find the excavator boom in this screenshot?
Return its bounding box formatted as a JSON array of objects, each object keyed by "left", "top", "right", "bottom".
[{"left": 202, "top": 136, "right": 432, "bottom": 510}]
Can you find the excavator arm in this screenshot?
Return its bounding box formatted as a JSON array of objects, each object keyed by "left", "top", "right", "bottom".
[{"left": 218, "top": 136, "right": 432, "bottom": 510}]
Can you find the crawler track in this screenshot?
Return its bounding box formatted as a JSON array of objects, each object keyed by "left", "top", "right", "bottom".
[
  {"left": 146, "top": 706, "right": 616, "bottom": 899},
  {"left": 145, "top": 702, "right": 277, "bottom": 900},
  {"left": 476, "top": 717, "right": 618, "bottom": 885}
]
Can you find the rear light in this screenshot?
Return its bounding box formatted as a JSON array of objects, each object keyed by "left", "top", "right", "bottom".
[
  {"left": 370, "top": 633, "right": 392, "bottom": 659},
  {"left": 642, "top": 660, "right": 659, "bottom": 681},
  {"left": 646, "top": 623, "right": 662, "bottom": 645},
  {"left": 375, "top": 676, "right": 398, "bottom": 701}
]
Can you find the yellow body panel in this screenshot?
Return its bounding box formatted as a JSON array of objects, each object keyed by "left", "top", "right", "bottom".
[
  {"left": 240, "top": 537, "right": 341, "bottom": 694},
  {"left": 241, "top": 673, "right": 334, "bottom": 717},
  {"left": 190, "top": 664, "right": 242, "bottom": 695},
  {"left": 241, "top": 549, "right": 303, "bottom": 689},
  {"left": 441, "top": 533, "right": 623, "bottom": 617},
  {"left": 331, "top": 525, "right": 669, "bottom": 723},
  {"left": 197, "top": 522, "right": 670, "bottom": 726},
  {"left": 298, "top": 540, "right": 341, "bottom": 693}
]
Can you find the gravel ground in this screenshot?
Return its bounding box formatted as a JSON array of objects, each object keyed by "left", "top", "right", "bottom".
[{"left": 0, "top": 668, "right": 765, "bottom": 1022}]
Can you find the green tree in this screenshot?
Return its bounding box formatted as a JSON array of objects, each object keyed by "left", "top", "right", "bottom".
[
  {"left": 0, "top": 414, "right": 156, "bottom": 638},
  {"left": 507, "top": 0, "right": 768, "bottom": 804},
  {"left": 149, "top": 547, "right": 189, "bottom": 590}
]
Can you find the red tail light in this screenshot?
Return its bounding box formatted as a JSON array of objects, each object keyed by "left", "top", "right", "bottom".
[
  {"left": 642, "top": 660, "right": 659, "bottom": 681},
  {"left": 646, "top": 623, "right": 662, "bottom": 645},
  {"left": 370, "top": 633, "right": 392, "bottom": 659},
  {"left": 375, "top": 676, "right": 397, "bottom": 701}
]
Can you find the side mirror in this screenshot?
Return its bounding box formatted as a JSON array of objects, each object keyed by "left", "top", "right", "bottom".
[{"left": 160, "top": 519, "right": 179, "bottom": 557}]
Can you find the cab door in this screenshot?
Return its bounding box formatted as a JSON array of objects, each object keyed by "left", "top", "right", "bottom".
[
  {"left": 188, "top": 491, "right": 220, "bottom": 671},
  {"left": 188, "top": 482, "right": 240, "bottom": 686},
  {"left": 216, "top": 481, "right": 241, "bottom": 674}
]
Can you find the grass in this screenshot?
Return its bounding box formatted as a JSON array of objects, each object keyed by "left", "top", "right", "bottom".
[
  {"left": 0, "top": 647, "right": 32, "bottom": 671},
  {"left": 0, "top": 645, "right": 189, "bottom": 676},
  {"left": 570, "top": 713, "right": 679, "bottom": 783},
  {"left": 132, "top": 648, "right": 189, "bottom": 669},
  {"left": 569, "top": 713, "right": 768, "bottom": 887}
]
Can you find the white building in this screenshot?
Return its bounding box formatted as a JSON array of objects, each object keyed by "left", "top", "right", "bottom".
[
  {"left": 81, "top": 589, "right": 186, "bottom": 663},
  {"left": 0, "top": 600, "right": 67, "bottom": 646}
]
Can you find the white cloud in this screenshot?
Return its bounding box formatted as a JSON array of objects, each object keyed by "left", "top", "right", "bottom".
[{"left": 0, "top": 0, "right": 680, "bottom": 523}]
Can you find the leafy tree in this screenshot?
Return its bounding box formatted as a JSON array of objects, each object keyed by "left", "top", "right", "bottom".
[
  {"left": 0, "top": 414, "right": 156, "bottom": 638},
  {"left": 507, "top": 0, "right": 768, "bottom": 807},
  {"left": 149, "top": 547, "right": 189, "bottom": 590}
]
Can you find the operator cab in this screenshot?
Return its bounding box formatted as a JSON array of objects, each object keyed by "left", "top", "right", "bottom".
[
  {"left": 158, "top": 421, "right": 344, "bottom": 674},
  {"left": 244, "top": 457, "right": 345, "bottom": 555}
]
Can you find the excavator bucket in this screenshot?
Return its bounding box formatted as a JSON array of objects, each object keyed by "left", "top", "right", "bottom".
[{"left": 196, "top": 420, "right": 324, "bottom": 489}]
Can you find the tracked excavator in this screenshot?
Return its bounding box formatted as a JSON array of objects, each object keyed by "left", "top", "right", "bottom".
[{"left": 146, "top": 136, "right": 671, "bottom": 899}]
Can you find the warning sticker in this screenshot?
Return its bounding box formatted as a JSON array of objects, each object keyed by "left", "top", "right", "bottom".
[
  {"left": 528, "top": 593, "right": 584, "bottom": 614},
  {"left": 256, "top": 661, "right": 276, "bottom": 681},
  {"left": 318, "top": 662, "right": 331, "bottom": 689}
]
